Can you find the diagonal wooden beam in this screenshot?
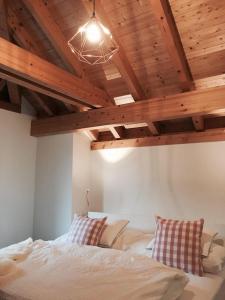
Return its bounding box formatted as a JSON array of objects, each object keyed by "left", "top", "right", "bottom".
[
  {"left": 31, "top": 85, "right": 225, "bottom": 136},
  {"left": 82, "top": 0, "right": 159, "bottom": 135},
  {"left": 0, "top": 0, "right": 21, "bottom": 107},
  {"left": 25, "top": 90, "right": 54, "bottom": 117},
  {"left": 7, "top": 4, "right": 65, "bottom": 115},
  {"left": 150, "top": 0, "right": 204, "bottom": 131},
  {"left": 91, "top": 128, "right": 225, "bottom": 150},
  {"left": 0, "top": 99, "right": 20, "bottom": 113},
  {"left": 0, "top": 37, "right": 111, "bottom": 108},
  {"left": 22, "top": 0, "right": 85, "bottom": 78},
  {"left": 0, "top": 79, "right": 6, "bottom": 91}
]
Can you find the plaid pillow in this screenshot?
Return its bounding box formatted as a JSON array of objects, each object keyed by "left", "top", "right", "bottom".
[
  {"left": 67, "top": 215, "right": 107, "bottom": 246},
  {"left": 152, "top": 216, "right": 204, "bottom": 276}
]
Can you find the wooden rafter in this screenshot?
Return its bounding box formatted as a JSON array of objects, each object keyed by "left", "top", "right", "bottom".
[
  {"left": 0, "top": 100, "right": 20, "bottom": 113},
  {"left": 0, "top": 37, "right": 111, "bottom": 108},
  {"left": 0, "top": 79, "right": 6, "bottom": 91},
  {"left": 0, "top": 0, "right": 21, "bottom": 108},
  {"left": 150, "top": 0, "right": 204, "bottom": 131},
  {"left": 91, "top": 128, "right": 225, "bottom": 150},
  {"left": 7, "top": 4, "right": 63, "bottom": 115},
  {"left": 82, "top": 0, "right": 159, "bottom": 136},
  {"left": 31, "top": 85, "right": 225, "bottom": 136},
  {"left": 85, "top": 130, "right": 99, "bottom": 141},
  {"left": 23, "top": 0, "right": 85, "bottom": 78},
  {"left": 24, "top": 90, "right": 54, "bottom": 117}
]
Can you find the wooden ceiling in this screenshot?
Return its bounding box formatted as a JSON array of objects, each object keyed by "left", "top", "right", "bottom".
[{"left": 1, "top": 0, "right": 225, "bottom": 149}]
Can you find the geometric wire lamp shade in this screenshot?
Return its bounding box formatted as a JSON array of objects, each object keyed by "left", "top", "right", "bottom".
[{"left": 68, "top": 1, "right": 119, "bottom": 65}]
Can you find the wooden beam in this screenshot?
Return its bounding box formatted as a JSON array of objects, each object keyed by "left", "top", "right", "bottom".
[
  {"left": 0, "top": 37, "right": 111, "bottom": 108},
  {"left": 109, "top": 126, "right": 121, "bottom": 139},
  {"left": 150, "top": 0, "right": 204, "bottom": 131},
  {"left": 150, "top": 0, "right": 192, "bottom": 91},
  {"left": 7, "top": 82, "right": 21, "bottom": 105},
  {"left": 25, "top": 90, "right": 54, "bottom": 117},
  {"left": 85, "top": 130, "right": 99, "bottom": 141},
  {"left": 7, "top": 4, "right": 74, "bottom": 114},
  {"left": 31, "top": 86, "right": 225, "bottom": 136},
  {"left": 146, "top": 122, "right": 159, "bottom": 136},
  {"left": 91, "top": 128, "right": 225, "bottom": 150},
  {"left": 0, "top": 0, "right": 21, "bottom": 107},
  {"left": 0, "top": 79, "right": 6, "bottom": 91},
  {"left": 192, "top": 116, "right": 204, "bottom": 131},
  {"left": 0, "top": 100, "right": 20, "bottom": 113},
  {"left": 22, "top": 0, "right": 85, "bottom": 78}
]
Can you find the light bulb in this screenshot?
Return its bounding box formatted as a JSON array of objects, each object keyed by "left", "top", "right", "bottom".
[{"left": 85, "top": 20, "right": 102, "bottom": 43}]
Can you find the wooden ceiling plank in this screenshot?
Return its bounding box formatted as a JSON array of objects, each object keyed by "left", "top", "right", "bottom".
[
  {"left": 22, "top": 0, "right": 85, "bottom": 78},
  {"left": 0, "top": 37, "right": 111, "bottom": 108},
  {"left": 31, "top": 85, "right": 225, "bottom": 136},
  {"left": 0, "top": 0, "right": 21, "bottom": 107},
  {"left": 91, "top": 128, "right": 225, "bottom": 150},
  {"left": 150, "top": 0, "right": 204, "bottom": 131},
  {"left": 82, "top": 0, "right": 158, "bottom": 135}
]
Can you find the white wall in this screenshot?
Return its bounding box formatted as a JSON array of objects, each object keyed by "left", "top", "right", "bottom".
[
  {"left": 72, "top": 133, "right": 91, "bottom": 216},
  {"left": 90, "top": 143, "right": 225, "bottom": 234},
  {"left": 33, "top": 134, "right": 73, "bottom": 240},
  {"left": 0, "top": 109, "right": 37, "bottom": 247}
]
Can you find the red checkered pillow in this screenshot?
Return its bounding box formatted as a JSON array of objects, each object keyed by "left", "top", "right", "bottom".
[
  {"left": 67, "top": 215, "right": 107, "bottom": 246},
  {"left": 152, "top": 216, "right": 204, "bottom": 276}
]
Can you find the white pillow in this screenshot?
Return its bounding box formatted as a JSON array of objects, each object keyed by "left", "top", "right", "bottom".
[
  {"left": 112, "top": 228, "right": 153, "bottom": 251},
  {"left": 99, "top": 219, "right": 129, "bottom": 248},
  {"left": 146, "top": 238, "right": 155, "bottom": 250},
  {"left": 201, "top": 230, "right": 218, "bottom": 257},
  {"left": 203, "top": 243, "right": 225, "bottom": 274}
]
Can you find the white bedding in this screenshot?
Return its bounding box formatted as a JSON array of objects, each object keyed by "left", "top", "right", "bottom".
[
  {"left": 121, "top": 233, "right": 225, "bottom": 300},
  {"left": 179, "top": 270, "right": 225, "bottom": 300},
  {"left": 0, "top": 240, "right": 188, "bottom": 300}
]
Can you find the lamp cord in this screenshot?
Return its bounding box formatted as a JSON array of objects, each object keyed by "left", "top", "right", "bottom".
[{"left": 93, "top": 0, "right": 96, "bottom": 17}]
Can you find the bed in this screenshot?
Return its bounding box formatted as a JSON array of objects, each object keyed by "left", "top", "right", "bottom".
[{"left": 0, "top": 212, "right": 224, "bottom": 300}]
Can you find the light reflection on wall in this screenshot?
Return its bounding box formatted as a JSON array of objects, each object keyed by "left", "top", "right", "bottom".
[{"left": 99, "top": 147, "right": 133, "bottom": 163}]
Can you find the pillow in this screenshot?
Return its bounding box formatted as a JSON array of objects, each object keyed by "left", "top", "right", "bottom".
[
  {"left": 67, "top": 215, "right": 107, "bottom": 246},
  {"left": 99, "top": 219, "right": 129, "bottom": 248},
  {"left": 112, "top": 228, "right": 150, "bottom": 251},
  {"left": 152, "top": 216, "right": 204, "bottom": 276},
  {"left": 201, "top": 230, "right": 218, "bottom": 257},
  {"left": 147, "top": 229, "right": 218, "bottom": 257},
  {"left": 203, "top": 243, "right": 225, "bottom": 274}
]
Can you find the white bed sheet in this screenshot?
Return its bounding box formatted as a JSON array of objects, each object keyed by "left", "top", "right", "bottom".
[
  {"left": 179, "top": 269, "right": 225, "bottom": 300},
  {"left": 122, "top": 234, "right": 225, "bottom": 300}
]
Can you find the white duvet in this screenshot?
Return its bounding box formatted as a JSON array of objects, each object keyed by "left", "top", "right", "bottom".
[{"left": 0, "top": 240, "right": 188, "bottom": 300}]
